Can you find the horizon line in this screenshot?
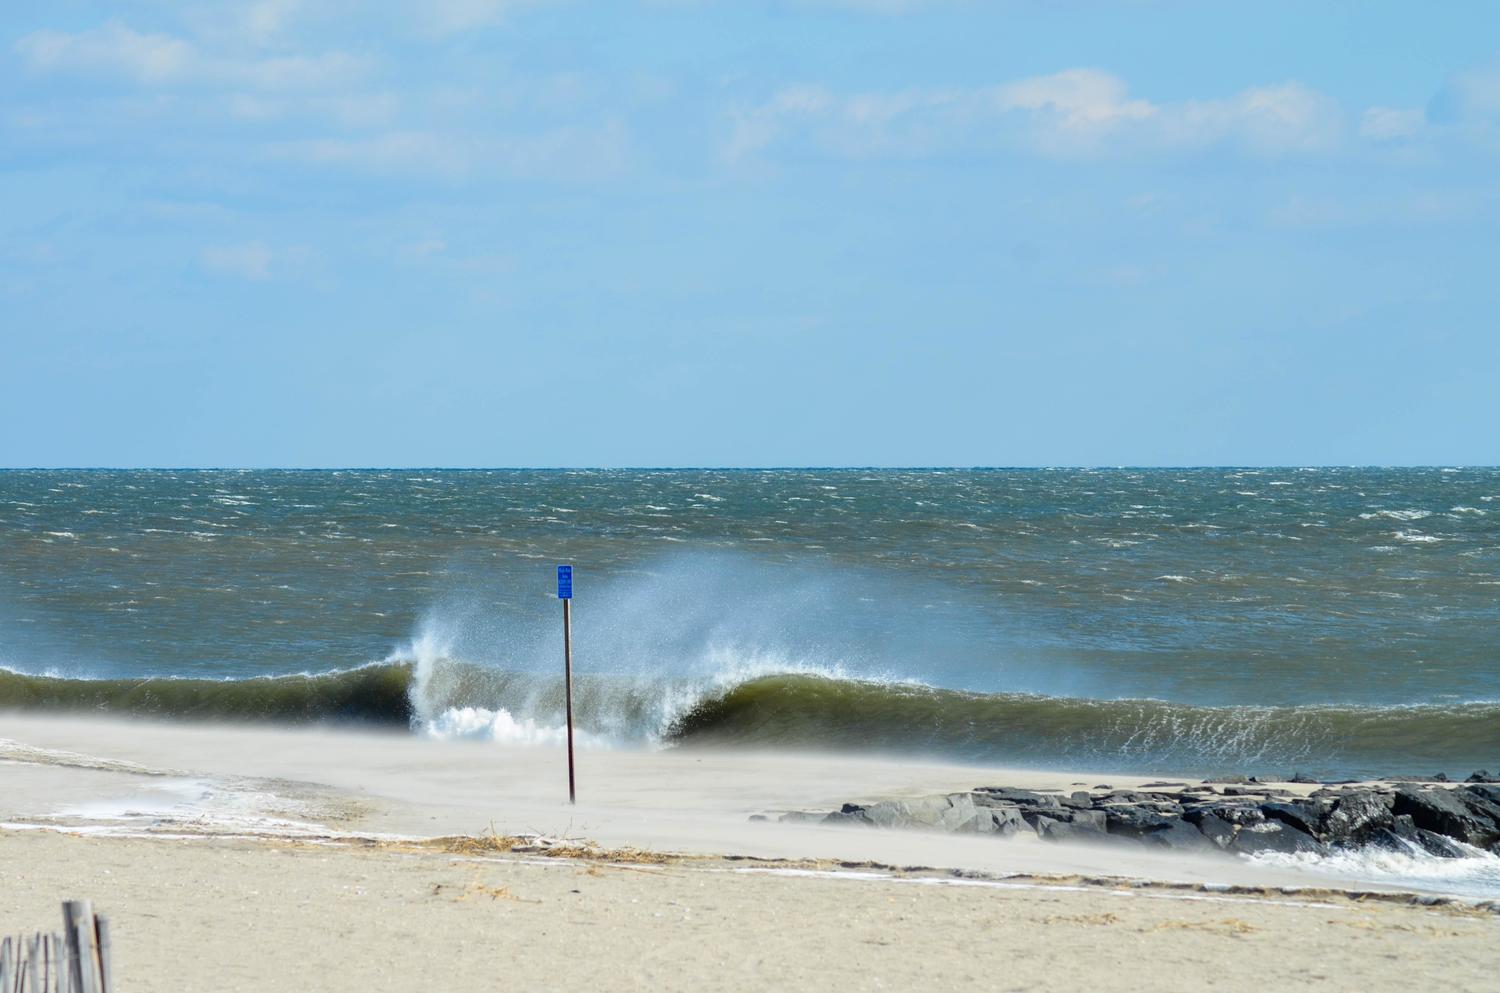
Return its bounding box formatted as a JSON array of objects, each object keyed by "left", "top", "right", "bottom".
[{"left": 1, "top": 465, "right": 1496, "bottom": 472}]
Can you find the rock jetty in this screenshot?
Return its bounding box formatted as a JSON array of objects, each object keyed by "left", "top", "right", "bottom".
[{"left": 772, "top": 773, "right": 1500, "bottom": 858}]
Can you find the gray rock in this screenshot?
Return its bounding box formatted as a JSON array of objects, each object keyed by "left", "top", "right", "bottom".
[
  {"left": 1261, "top": 800, "right": 1328, "bottom": 838},
  {"left": 1392, "top": 786, "right": 1499, "bottom": 847},
  {"left": 933, "top": 794, "right": 999, "bottom": 833},
  {"left": 1100, "top": 804, "right": 1175, "bottom": 837},
  {"left": 1035, "top": 816, "right": 1110, "bottom": 844},
  {"left": 973, "top": 788, "right": 1060, "bottom": 810},
  {"left": 1187, "top": 811, "right": 1238, "bottom": 850},
  {"left": 1321, "top": 791, "right": 1393, "bottom": 844},
  {"left": 834, "top": 794, "right": 1001, "bottom": 833},
  {"left": 1460, "top": 784, "right": 1500, "bottom": 816},
  {"left": 1218, "top": 792, "right": 1290, "bottom": 804},
  {"left": 988, "top": 805, "right": 1026, "bottom": 837},
  {"left": 1207, "top": 804, "right": 1268, "bottom": 827},
  {"left": 1228, "top": 819, "right": 1326, "bottom": 856},
  {"left": 1412, "top": 829, "right": 1475, "bottom": 858},
  {"left": 1137, "top": 818, "right": 1220, "bottom": 853}
]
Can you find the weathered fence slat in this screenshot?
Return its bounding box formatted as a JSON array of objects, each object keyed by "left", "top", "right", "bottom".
[
  {"left": 25, "top": 935, "right": 41, "bottom": 993},
  {"left": 90, "top": 920, "right": 108, "bottom": 993},
  {"left": 3, "top": 906, "right": 110, "bottom": 993}
]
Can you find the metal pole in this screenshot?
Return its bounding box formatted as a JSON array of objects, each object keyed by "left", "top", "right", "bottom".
[{"left": 563, "top": 597, "right": 576, "bottom": 804}]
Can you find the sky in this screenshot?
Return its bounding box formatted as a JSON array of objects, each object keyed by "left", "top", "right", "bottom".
[{"left": 2, "top": 1, "right": 1498, "bottom": 468}]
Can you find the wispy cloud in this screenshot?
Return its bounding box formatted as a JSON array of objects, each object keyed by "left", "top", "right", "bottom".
[
  {"left": 1360, "top": 106, "right": 1425, "bottom": 141},
  {"left": 725, "top": 69, "right": 1344, "bottom": 161},
  {"left": 1428, "top": 60, "right": 1500, "bottom": 124},
  {"left": 15, "top": 21, "right": 367, "bottom": 90},
  {"left": 424, "top": 0, "right": 550, "bottom": 35},
  {"left": 266, "top": 121, "right": 632, "bottom": 179},
  {"left": 200, "top": 242, "right": 274, "bottom": 280}
]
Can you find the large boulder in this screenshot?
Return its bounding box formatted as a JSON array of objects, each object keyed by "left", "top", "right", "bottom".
[
  {"left": 1320, "top": 791, "right": 1394, "bottom": 844},
  {"left": 1022, "top": 807, "right": 1106, "bottom": 831},
  {"left": 1459, "top": 785, "right": 1500, "bottom": 822},
  {"left": 972, "top": 788, "right": 1061, "bottom": 810},
  {"left": 1392, "top": 786, "right": 1500, "bottom": 847},
  {"left": 1227, "top": 819, "right": 1326, "bottom": 856},
  {"left": 1367, "top": 816, "right": 1474, "bottom": 858},
  {"left": 1137, "top": 818, "right": 1221, "bottom": 853},
  {"left": 1260, "top": 800, "right": 1328, "bottom": 838},
  {"left": 1099, "top": 803, "right": 1175, "bottom": 837},
  {"left": 1034, "top": 813, "right": 1109, "bottom": 844},
  {"left": 1185, "top": 810, "right": 1238, "bottom": 850},
  {"left": 828, "top": 794, "right": 1003, "bottom": 833},
  {"left": 988, "top": 804, "right": 1027, "bottom": 837}
]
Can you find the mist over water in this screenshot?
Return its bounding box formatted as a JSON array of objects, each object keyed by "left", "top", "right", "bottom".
[{"left": 2, "top": 468, "right": 1498, "bottom": 778}]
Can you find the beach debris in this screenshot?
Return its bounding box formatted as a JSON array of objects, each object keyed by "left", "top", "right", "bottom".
[
  {"left": 0, "top": 901, "right": 113, "bottom": 993},
  {"left": 769, "top": 780, "right": 1500, "bottom": 860}
]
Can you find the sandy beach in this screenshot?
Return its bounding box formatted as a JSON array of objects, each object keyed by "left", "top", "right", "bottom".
[{"left": 3, "top": 714, "right": 1497, "bottom": 991}]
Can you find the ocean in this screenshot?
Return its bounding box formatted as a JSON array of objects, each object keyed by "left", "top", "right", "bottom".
[{"left": 1, "top": 468, "right": 1497, "bottom": 780}]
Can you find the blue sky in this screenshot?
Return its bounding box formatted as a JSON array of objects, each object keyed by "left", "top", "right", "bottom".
[{"left": 2, "top": 1, "right": 1498, "bottom": 467}]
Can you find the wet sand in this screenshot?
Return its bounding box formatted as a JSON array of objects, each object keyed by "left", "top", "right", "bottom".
[{"left": 2, "top": 714, "right": 1497, "bottom": 991}]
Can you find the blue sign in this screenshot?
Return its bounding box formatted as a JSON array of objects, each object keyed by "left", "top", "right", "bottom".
[{"left": 557, "top": 564, "right": 573, "bottom": 599}]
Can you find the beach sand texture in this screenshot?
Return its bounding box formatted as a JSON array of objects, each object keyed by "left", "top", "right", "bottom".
[
  {"left": 2, "top": 714, "right": 1498, "bottom": 991},
  {"left": 5, "top": 829, "right": 1499, "bottom": 993}
]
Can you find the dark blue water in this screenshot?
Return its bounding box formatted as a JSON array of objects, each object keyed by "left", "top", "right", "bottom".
[{"left": 1, "top": 468, "right": 1497, "bottom": 777}]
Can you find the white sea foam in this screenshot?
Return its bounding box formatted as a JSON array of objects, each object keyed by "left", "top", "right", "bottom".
[
  {"left": 1358, "top": 509, "right": 1432, "bottom": 521},
  {"left": 1392, "top": 531, "right": 1443, "bottom": 544},
  {"left": 423, "top": 707, "right": 612, "bottom": 748},
  {"left": 1249, "top": 840, "right": 1500, "bottom": 899}
]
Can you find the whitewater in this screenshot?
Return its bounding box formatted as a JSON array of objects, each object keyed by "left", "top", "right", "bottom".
[{"left": 2, "top": 468, "right": 1499, "bottom": 778}]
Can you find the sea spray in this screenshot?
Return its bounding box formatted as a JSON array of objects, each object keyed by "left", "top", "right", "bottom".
[{"left": 6, "top": 469, "right": 1500, "bottom": 777}]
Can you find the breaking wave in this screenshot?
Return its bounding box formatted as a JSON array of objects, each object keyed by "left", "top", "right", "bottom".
[{"left": 4, "top": 657, "right": 1498, "bottom": 778}]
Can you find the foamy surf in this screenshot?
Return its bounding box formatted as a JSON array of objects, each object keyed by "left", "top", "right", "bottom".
[{"left": 1249, "top": 839, "right": 1500, "bottom": 900}]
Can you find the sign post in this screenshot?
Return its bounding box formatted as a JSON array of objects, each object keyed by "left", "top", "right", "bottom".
[{"left": 557, "top": 564, "right": 576, "bottom": 804}]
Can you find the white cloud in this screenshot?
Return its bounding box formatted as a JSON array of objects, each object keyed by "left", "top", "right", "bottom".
[
  {"left": 271, "top": 131, "right": 474, "bottom": 175},
  {"left": 15, "top": 21, "right": 367, "bottom": 90},
  {"left": 425, "top": 0, "right": 547, "bottom": 34},
  {"left": 993, "top": 69, "right": 1155, "bottom": 130},
  {"left": 725, "top": 69, "right": 1345, "bottom": 161},
  {"left": 1429, "top": 62, "right": 1500, "bottom": 124},
  {"left": 201, "top": 242, "right": 274, "bottom": 280},
  {"left": 1360, "top": 106, "right": 1425, "bottom": 141},
  {"left": 266, "top": 121, "right": 631, "bottom": 179},
  {"left": 789, "top": 0, "right": 955, "bottom": 10},
  {"left": 1176, "top": 83, "right": 1342, "bottom": 155},
  {"left": 228, "top": 92, "right": 400, "bottom": 127},
  {"left": 243, "top": 0, "right": 304, "bottom": 44},
  {"left": 17, "top": 22, "right": 194, "bottom": 84}
]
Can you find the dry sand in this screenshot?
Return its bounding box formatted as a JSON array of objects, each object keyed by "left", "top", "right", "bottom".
[{"left": 2, "top": 713, "right": 1497, "bottom": 991}]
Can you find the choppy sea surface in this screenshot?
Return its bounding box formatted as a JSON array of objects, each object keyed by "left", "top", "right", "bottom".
[{"left": 1, "top": 468, "right": 1497, "bottom": 781}]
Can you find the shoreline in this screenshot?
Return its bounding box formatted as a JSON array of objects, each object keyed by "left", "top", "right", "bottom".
[
  {"left": 2, "top": 712, "right": 1497, "bottom": 898},
  {"left": 4, "top": 712, "right": 1499, "bottom": 990}
]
